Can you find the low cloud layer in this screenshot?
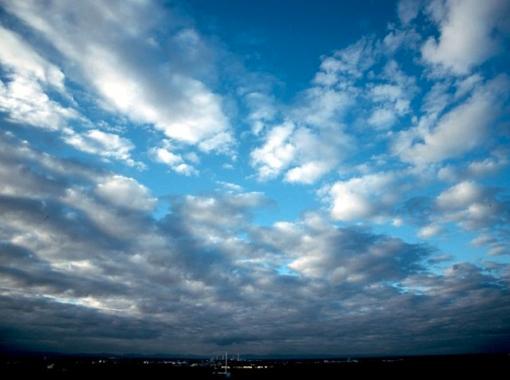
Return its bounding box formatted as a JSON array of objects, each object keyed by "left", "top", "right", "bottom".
[{"left": 1, "top": 133, "right": 510, "bottom": 355}]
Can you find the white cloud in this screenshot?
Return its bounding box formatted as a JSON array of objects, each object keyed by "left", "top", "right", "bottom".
[
  {"left": 365, "top": 60, "right": 417, "bottom": 130},
  {"left": 95, "top": 175, "right": 156, "bottom": 212},
  {"left": 0, "top": 25, "right": 143, "bottom": 168},
  {"left": 169, "top": 192, "right": 267, "bottom": 242},
  {"left": 251, "top": 120, "right": 344, "bottom": 184},
  {"left": 250, "top": 122, "right": 296, "bottom": 180},
  {"left": 63, "top": 129, "right": 139, "bottom": 167},
  {"left": 371, "top": 84, "right": 405, "bottom": 103},
  {"left": 325, "top": 172, "right": 400, "bottom": 222},
  {"left": 0, "top": 74, "right": 78, "bottom": 131},
  {"left": 467, "top": 155, "right": 508, "bottom": 177},
  {"left": 0, "top": 26, "right": 77, "bottom": 130},
  {"left": 260, "top": 215, "right": 430, "bottom": 286},
  {"left": 438, "top": 152, "right": 508, "bottom": 182},
  {"left": 313, "top": 37, "right": 378, "bottom": 84},
  {"left": 394, "top": 75, "right": 509, "bottom": 165},
  {"left": 0, "top": 71, "right": 141, "bottom": 168},
  {"left": 247, "top": 35, "right": 418, "bottom": 184},
  {"left": 294, "top": 87, "right": 353, "bottom": 128},
  {"left": 454, "top": 74, "right": 483, "bottom": 99},
  {"left": 150, "top": 144, "right": 198, "bottom": 176},
  {"left": 422, "top": 0, "right": 510, "bottom": 74},
  {"left": 250, "top": 39, "right": 370, "bottom": 184},
  {"left": 398, "top": 0, "right": 423, "bottom": 25},
  {"left": 0, "top": 25, "right": 65, "bottom": 91},
  {"left": 436, "top": 181, "right": 483, "bottom": 210},
  {"left": 285, "top": 161, "right": 330, "bottom": 185},
  {"left": 383, "top": 25, "right": 422, "bottom": 53},
  {"left": 215, "top": 181, "right": 243, "bottom": 193},
  {"left": 81, "top": 43, "right": 231, "bottom": 151},
  {"left": 471, "top": 234, "right": 508, "bottom": 256},
  {"left": 431, "top": 180, "right": 510, "bottom": 254},
  {"left": 418, "top": 224, "right": 442, "bottom": 238},
  {"left": 2, "top": 0, "right": 233, "bottom": 152},
  {"left": 367, "top": 107, "right": 398, "bottom": 129},
  {"left": 245, "top": 91, "right": 277, "bottom": 135},
  {"left": 420, "top": 81, "right": 451, "bottom": 117}
]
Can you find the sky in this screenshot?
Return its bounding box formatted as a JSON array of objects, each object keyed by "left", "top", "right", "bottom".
[{"left": 0, "top": 0, "right": 510, "bottom": 357}]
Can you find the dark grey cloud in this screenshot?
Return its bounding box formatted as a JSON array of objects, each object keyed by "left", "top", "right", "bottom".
[
  {"left": 0, "top": 295, "right": 164, "bottom": 354},
  {"left": 0, "top": 242, "right": 125, "bottom": 297},
  {"left": 0, "top": 133, "right": 510, "bottom": 356},
  {"left": 403, "top": 180, "right": 510, "bottom": 255}
]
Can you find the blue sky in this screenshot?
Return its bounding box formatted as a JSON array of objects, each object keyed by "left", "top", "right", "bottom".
[{"left": 0, "top": 0, "right": 510, "bottom": 356}]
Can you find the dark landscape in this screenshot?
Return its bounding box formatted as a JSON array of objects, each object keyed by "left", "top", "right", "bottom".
[{"left": 2, "top": 352, "right": 510, "bottom": 378}]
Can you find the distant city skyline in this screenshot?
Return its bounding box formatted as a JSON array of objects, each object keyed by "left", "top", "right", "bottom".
[{"left": 0, "top": 0, "right": 509, "bottom": 356}]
